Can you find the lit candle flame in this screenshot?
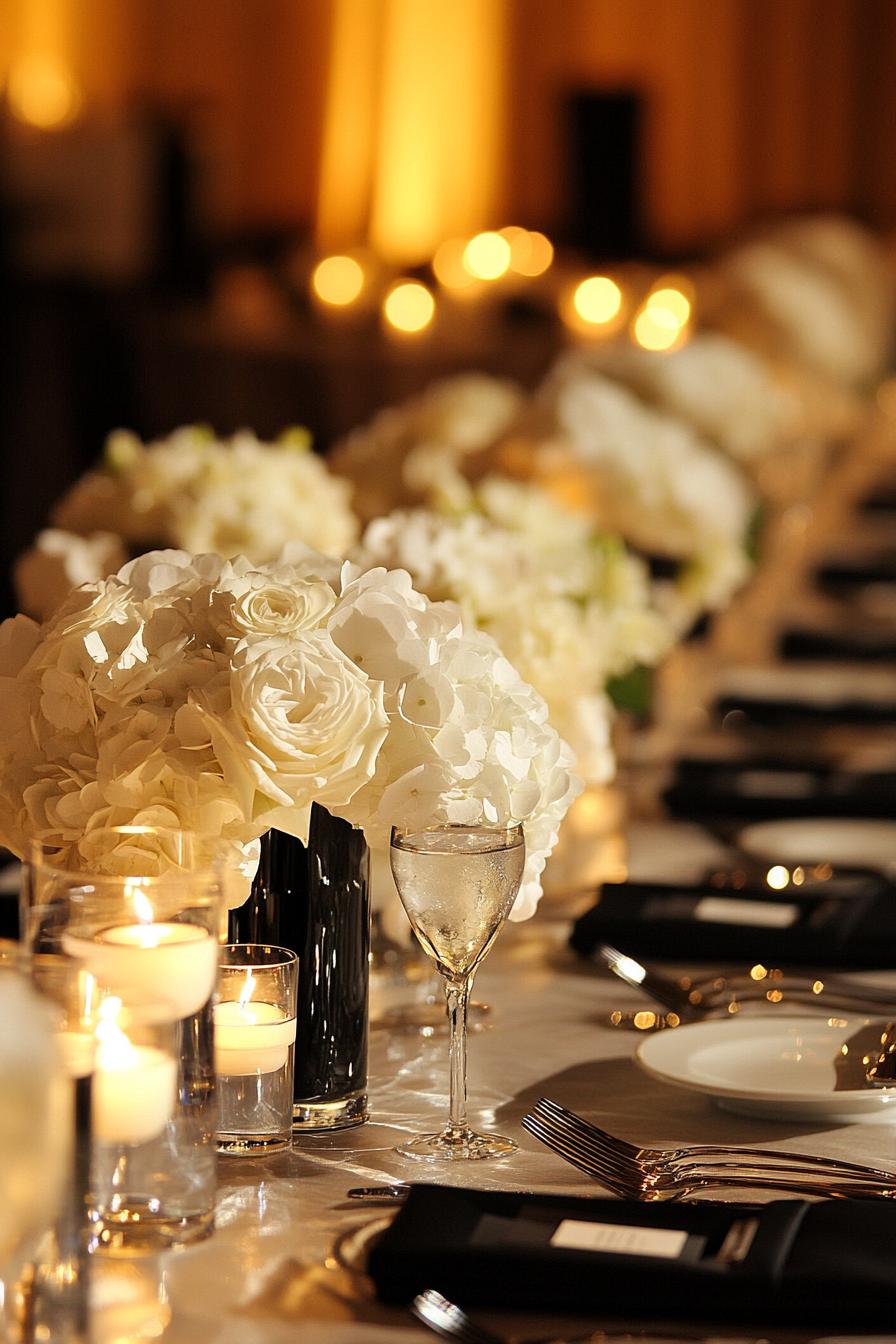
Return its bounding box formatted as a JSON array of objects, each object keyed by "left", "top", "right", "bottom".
[
  {"left": 129, "top": 887, "right": 155, "bottom": 925},
  {"left": 95, "top": 997, "right": 138, "bottom": 1068},
  {"left": 311, "top": 255, "right": 365, "bottom": 306},
  {"left": 500, "top": 227, "right": 553, "bottom": 277},
  {"left": 573, "top": 276, "right": 622, "bottom": 326},
  {"left": 382, "top": 281, "right": 435, "bottom": 333},
  {"left": 632, "top": 306, "right": 687, "bottom": 351},
  {"left": 462, "top": 231, "right": 511, "bottom": 281},
  {"left": 238, "top": 969, "right": 257, "bottom": 1010},
  {"left": 433, "top": 237, "right": 477, "bottom": 291}
]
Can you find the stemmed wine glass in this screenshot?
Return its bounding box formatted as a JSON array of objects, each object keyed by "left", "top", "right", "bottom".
[{"left": 389, "top": 821, "right": 525, "bottom": 1160}]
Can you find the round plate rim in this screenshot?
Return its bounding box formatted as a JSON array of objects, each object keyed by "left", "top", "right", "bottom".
[
  {"left": 737, "top": 816, "right": 896, "bottom": 866},
  {"left": 635, "top": 1014, "right": 895, "bottom": 1110}
]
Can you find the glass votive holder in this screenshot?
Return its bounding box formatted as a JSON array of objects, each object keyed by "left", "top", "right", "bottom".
[
  {"left": 22, "top": 829, "right": 224, "bottom": 1253},
  {"left": 215, "top": 945, "right": 298, "bottom": 1156}
]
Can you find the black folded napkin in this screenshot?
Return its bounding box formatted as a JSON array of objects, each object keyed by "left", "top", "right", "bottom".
[
  {"left": 368, "top": 1185, "right": 896, "bottom": 1328},
  {"left": 816, "top": 551, "right": 896, "bottom": 595},
  {"left": 715, "top": 687, "right": 896, "bottom": 728},
  {"left": 780, "top": 624, "right": 896, "bottom": 662},
  {"left": 569, "top": 873, "right": 896, "bottom": 967},
  {"left": 663, "top": 756, "right": 896, "bottom": 822}
]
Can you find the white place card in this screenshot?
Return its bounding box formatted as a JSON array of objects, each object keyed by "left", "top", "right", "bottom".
[
  {"left": 550, "top": 1220, "right": 689, "bottom": 1258},
  {"left": 694, "top": 896, "right": 799, "bottom": 928}
]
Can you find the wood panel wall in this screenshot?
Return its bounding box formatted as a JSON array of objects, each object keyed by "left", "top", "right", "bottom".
[
  {"left": 2, "top": 0, "right": 895, "bottom": 249},
  {"left": 506, "top": 0, "right": 896, "bottom": 252}
]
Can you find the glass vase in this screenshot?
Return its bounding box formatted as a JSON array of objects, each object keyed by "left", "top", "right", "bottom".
[
  {"left": 21, "top": 829, "right": 223, "bottom": 1253},
  {"left": 228, "top": 804, "right": 370, "bottom": 1130}
]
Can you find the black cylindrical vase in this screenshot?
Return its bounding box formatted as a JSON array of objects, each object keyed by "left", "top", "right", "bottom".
[{"left": 228, "top": 804, "right": 370, "bottom": 1130}]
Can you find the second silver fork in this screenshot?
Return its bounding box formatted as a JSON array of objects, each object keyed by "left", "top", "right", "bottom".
[
  {"left": 530, "top": 1096, "right": 896, "bottom": 1185},
  {"left": 521, "top": 1103, "right": 896, "bottom": 1200}
]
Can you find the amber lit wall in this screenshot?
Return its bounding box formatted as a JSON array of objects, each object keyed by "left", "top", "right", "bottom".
[
  {"left": 2, "top": 0, "right": 896, "bottom": 255},
  {"left": 506, "top": 0, "right": 896, "bottom": 251}
]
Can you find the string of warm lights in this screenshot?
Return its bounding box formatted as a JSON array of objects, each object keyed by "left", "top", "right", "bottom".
[{"left": 310, "top": 227, "right": 694, "bottom": 346}]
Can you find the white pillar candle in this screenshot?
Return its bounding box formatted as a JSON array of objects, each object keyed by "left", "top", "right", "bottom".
[
  {"left": 92, "top": 1023, "right": 176, "bottom": 1146},
  {"left": 63, "top": 922, "right": 218, "bottom": 1023},
  {"left": 214, "top": 1000, "right": 296, "bottom": 1076}
]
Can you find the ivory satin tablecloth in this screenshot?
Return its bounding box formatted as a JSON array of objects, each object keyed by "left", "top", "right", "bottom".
[{"left": 93, "top": 856, "right": 896, "bottom": 1344}]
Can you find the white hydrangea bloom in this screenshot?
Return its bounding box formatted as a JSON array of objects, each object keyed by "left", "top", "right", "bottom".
[
  {"left": 354, "top": 487, "right": 678, "bottom": 786},
  {"left": 575, "top": 334, "right": 797, "bottom": 462},
  {"left": 330, "top": 373, "right": 524, "bottom": 521},
  {"left": 540, "top": 364, "right": 756, "bottom": 562},
  {"left": 14, "top": 529, "right": 128, "bottom": 622},
  {"left": 51, "top": 426, "right": 359, "bottom": 564},
  {"left": 718, "top": 240, "right": 886, "bottom": 387}
]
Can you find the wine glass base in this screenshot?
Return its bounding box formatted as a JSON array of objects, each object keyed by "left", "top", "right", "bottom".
[{"left": 396, "top": 1127, "right": 517, "bottom": 1161}]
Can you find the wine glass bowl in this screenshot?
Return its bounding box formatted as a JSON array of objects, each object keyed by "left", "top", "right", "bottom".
[{"left": 389, "top": 822, "right": 524, "bottom": 1160}]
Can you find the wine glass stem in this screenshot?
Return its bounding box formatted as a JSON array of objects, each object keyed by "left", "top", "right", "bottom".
[{"left": 445, "top": 974, "right": 471, "bottom": 1136}]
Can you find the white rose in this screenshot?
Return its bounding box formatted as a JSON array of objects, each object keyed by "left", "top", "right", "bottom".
[
  {"left": 330, "top": 374, "right": 523, "bottom": 523},
  {"left": 221, "top": 632, "right": 389, "bottom": 821},
  {"left": 276, "top": 541, "right": 344, "bottom": 587},
  {"left": 212, "top": 576, "right": 336, "bottom": 643}
]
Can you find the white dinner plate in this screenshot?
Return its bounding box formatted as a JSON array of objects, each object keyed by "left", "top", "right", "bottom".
[
  {"left": 636, "top": 1016, "right": 896, "bottom": 1123},
  {"left": 737, "top": 818, "right": 896, "bottom": 875}
]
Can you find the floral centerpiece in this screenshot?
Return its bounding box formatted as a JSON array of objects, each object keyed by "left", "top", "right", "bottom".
[
  {"left": 354, "top": 476, "right": 677, "bottom": 787},
  {"left": 329, "top": 373, "right": 525, "bottom": 524},
  {"left": 709, "top": 214, "right": 894, "bottom": 392},
  {"left": 15, "top": 426, "right": 360, "bottom": 621},
  {"left": 0, "top": 546, "right": 579, "bottom": 919},
  {"left": 331, "top": 370, "right": 758, "bottom": 624},
  {"left": 573, "top": 333, "right": 799, "bottom": 465},
  {"left": 527, "top": 360, "right": 758, "bottom": 620}
]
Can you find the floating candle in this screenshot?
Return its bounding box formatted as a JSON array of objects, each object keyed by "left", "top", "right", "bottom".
[
  {"left": 214, "top": 999, "right": 296, "bottom": 1076},
  {"left": 54, "top": 1029, "right": 95, "bottom": 1080},
  {"left": 92, "top": 1009, "right": 176, "bottom": 1145},
  {"left": 63, "top": 921, "right": 217, "bottom": 1024}
]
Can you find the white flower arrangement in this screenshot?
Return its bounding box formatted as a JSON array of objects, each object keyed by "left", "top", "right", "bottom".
[
  {"left": 0, "top": 546, "right": 579, "bottom": 919},
  {"left": 34, "top": 424, "right": 359, "bottom": 584},
  {"left": 14, "top": 530, "right": 128, "bottom": 626},
  {"left": 533, "top": 361, "right": 756, "bottom": 617},
  {"left": 330, "top": 373, "right": 524, "bottom": 522},
  {"left": 330, "top": 366, "right": 756, "bottom": 622},
  {"left": 574, "top": 333, "right": 799, "bottom": 464},
  {"left": 714, "top": 237, "right": 888, "bottom": 388},
  {"left": 354, "top": 479, "right": 678, "bottom": 786},
  {"left": 767, "top": 214, "right": 894, "bottom": 363}
]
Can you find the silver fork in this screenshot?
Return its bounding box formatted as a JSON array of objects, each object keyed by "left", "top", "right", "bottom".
[
  {"left": 411, "top": 1289, "right": 713, "bottom": 1344},
  {"left": 521, "top": 1107, "right": 896, "bottom": 1201},
  {"left": 529, "top": 1097, "right": 896, "bottom": 1185},
  {"left": 596, "top": 944, "right": 896, "bottom": 1022}
]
